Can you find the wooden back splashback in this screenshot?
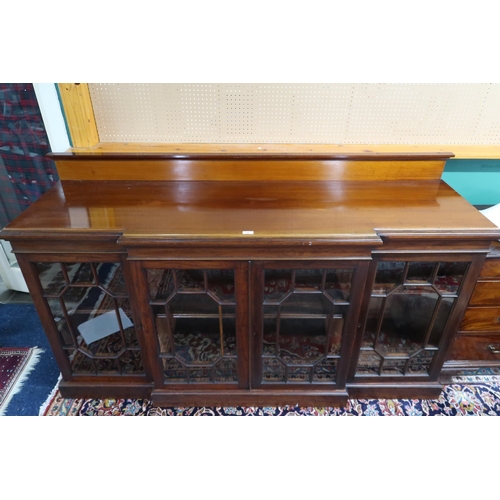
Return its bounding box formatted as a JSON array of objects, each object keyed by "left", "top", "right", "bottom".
[{"left": 49, "top": 152, "right": 454, "bottom": 182}]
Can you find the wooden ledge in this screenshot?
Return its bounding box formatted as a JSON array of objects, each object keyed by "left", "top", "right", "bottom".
[
  {"left": 48, "top": 151, "right": 455, "bottom": 161},
  {"left": 66, "top": 141, "right": 500, "bottom": 159}
]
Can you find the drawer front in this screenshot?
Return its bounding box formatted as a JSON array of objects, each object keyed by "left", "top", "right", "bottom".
[
  {"left": 469, "top": 281, "right": 500, "bottom": 306},
  {"left": 449, "top": 334, "right": 500, "bottom": 361},
  {"left": 480, "top": 258, "right": 500, "bottom": 278},
  {"left": 460, "top": 307, "right": 500, "bottom": 331}
]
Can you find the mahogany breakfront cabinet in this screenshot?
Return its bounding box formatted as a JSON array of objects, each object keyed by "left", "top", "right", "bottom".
[{"left": 2, "top": 152, "right": 500, "bottom": 407}]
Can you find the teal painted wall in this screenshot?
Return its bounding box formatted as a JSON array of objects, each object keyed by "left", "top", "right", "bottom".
[{"left": 442, "top": 159, "right": 500, "bottom": 206}]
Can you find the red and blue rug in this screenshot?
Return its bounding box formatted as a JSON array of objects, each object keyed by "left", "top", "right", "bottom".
[
  {"left": 41, "top": 373, "right": 500, "bottom": 416},
  {"left": 0, "top": 347, "right": 42, "bottom": 416}
]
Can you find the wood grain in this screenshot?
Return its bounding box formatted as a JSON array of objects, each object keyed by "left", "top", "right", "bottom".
[
  {"left": 480, "top": 258, "right": 500, "bottom": 278},
  {"left": 2, "top": 180, "right": 499, "bottom": 246},
  {"left": 69, "top": 141, "right": 500, "bottom": 159},
  {"left": 58, "top": 83, "right": 99, "bottom": 148},
  {"left": 448, "top": 334, "right": 500, "bottom": 361},
  {"left": 51, "top": 155, "right": 449, "bottom": 182},
  {"left": 469, "top": 281, "right": 500, "bottom": 306},
  {"left": 460, "top": 307, "right": 500, "bottom": 331},
  {"left": 150, "top": 389, "right": 349, "bottom": 407}
]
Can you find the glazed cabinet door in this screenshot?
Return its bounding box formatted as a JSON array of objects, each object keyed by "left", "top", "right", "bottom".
[
  {"left": 16, "top": 255, "right": 150, "bottom": 387},
  {"left": 349, "top": 255, "right": 485, "bottom": 383},
  {"left": 251, "top": 261, "right": 369, "bottom": 389},
  {"left": 133, "top": 261, "right": 249, "bottom": 389}
]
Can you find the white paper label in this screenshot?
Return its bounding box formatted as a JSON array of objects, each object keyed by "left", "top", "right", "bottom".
[{"left": 77, "top": 308, "right": 133, "bottom": 345}]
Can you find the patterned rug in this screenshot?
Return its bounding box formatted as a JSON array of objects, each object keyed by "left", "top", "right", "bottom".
[
  {"left": 0, "top": 347, "right": 42, "bottom": 416},
  {"left": 40, "top": 374, "right": 500, "bottom": 416}
]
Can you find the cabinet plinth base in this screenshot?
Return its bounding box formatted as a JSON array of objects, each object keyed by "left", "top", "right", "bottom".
[
  {"left": 443, "top": 359, "right": 500, "bottom": 371},
  {"left": 346, "top": 383, "right": 443, "bottom": 400},
  {"left": 151, "top": 389, "right": 349, "bottom": 407},
  {"left": 58, "top": 381, "right": 153, "bottom": 399}
]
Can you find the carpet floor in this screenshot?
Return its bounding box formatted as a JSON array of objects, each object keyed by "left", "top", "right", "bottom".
[
  {"left": 41, "top": 372, "right": 500, "bottom": 416},
  {"left": 0, "top": 347, "right": 42, "bottom": 415},
  {"left": 0, "top": 303, "right": 60, "bottom": 416}
]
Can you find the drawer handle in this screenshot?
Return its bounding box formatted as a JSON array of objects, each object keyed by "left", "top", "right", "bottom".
[{"left": 488, "top": 345, "right": 500, "bottom": 354}]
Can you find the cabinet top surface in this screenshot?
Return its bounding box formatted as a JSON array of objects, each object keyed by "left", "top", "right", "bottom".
[{"left": 3, "top": 179, "right": 500, "bottom": 243}]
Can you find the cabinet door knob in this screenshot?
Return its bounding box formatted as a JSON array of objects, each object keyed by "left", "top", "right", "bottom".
[{"left": 488, "top": 345, "right": 500, "bottom": 354}]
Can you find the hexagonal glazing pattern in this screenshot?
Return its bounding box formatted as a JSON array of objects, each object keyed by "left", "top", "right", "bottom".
[
  {"left": 357, "top": 260, "right": 469, "bottom": 376},
  {"left": 262, "top": 268, "right": 353, "bottom": 384},
  {"left": 147, "top": 268, "right": 237, "bottom": 384},
  {"left": 36, "top": 262, "right": 143, "bottom": 375}
]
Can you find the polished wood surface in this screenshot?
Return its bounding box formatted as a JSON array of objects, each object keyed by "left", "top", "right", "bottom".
[
  {"left": 480, "top": 258, "right": 500, "bottom": 278},
  {"left": 448, "top": 334, "right": 500, "bottom": 362},
  {"left": 50, "top": 154, "right": 450, "bottom": 182},
  {"left": 460, "top": 307, "right": 500, "bottom": 332},
  {"left": 58, "top": 381, "right": 153, "bottom": 399},
  {"left": 51, "top": 152, "right": 454, "bottom": 160},
  {"left": 57, "top": 84, "right": 99, "bottom": 148},
  {"left": 149, "top": 389, "right": 349, "bottom": 407},
  {"left": 469, "top": 281, "right": 500, "bottom": 306},
  {"left": 346, "top": 384, "right": 443, "bottom": 399},
  {"left": 69, "top": 141, "right": 500, "bottom": 159},
  {"left": 3, "top": 180, "right": 499, "bottom": 246}
]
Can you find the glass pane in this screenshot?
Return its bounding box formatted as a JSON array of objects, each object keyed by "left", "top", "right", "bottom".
[
  {"left": 328, "top": 315, "right": 344, "bottom": 355},
  {"left": 173, "top": 316, "right": 223, "bottom": 363},
  {"left": 168, "top": 293, "right": 219, "bottom": 316},
  {"left": 434, "top": 262, "right": 469, "bottom": 295},
  {"left": 294, "top": 269, "right": 323, "bottom": 291},
  {"left": 261, "top": 266, "right": 354, "bottom": 384},
  {"left": 177, "top": 269, "right": 205, "bottom": 291},
  {"left": 264, "top": 269, "right": 292, "bottom": 302},
  {"left": 160, "top": 316, "right": 237, "bottom": 383},
  {"left": 147, "top": 268, "right": 175, "bottom": 301},
  {"left": 357, "top": 259, "right": 468, "bottom": 377},
  {"left": 429, "top": 297, "right": 455, "bottom": 345},
  {"left": 356, "top": 350, "right": 382, "bottom": 375},
  {"left": 406, "top": 262, "right": 435, "bottom": 283},
  {"left": 288, "top": 365, "right": 312, "bottom": 382},
  {"left": 407, "top": 350, "right": 436, "bottom": 375},
  {"left": 325, "top": 269, "right": 353, "bottom": 302},
  {"left": 38, "top": 261, "right": 143, "bottom": 375},
  {"left": 280, "top": 293, "right": 331, "bottom": 316},
  {"left": 362, "top": 288, "right": 438, "bottom": 356},
  {"left": 102, "top": 264, "right": 129, "bottom": 297},
  {"left": 278, "top": 318, "right": 327, "bottom": 362},
  {"left": 313, "top": 358, "right": 338, "bottom": 382},
  {"left": 373, "top": 261, "right": 405, "bottom": 294},
  {"left": 207, "top": 269, "right": 236, "bottom": 303},
  {"left": 67, "top": 262, "right": 97, "bottom": 286},
  {"left": 363, "top": 296, "right": 384, "bottom": 348},
  {"left": 388, "top": 287, "right": 439, "bottom": 342},
  {"left": 37, "top": 262, "right": 68, "bottom": 296},
  {"left": 262, "top": 358, "right": 285, "bottom": 382},
  {"left": 149, "top": 267, "right": 238, "bottom": 384},
  {"left": 162, "top": 358, "right": 188, "bottom": 381},
  {"left": 214, "top": 358, "right": 238, "bottom": 382}
]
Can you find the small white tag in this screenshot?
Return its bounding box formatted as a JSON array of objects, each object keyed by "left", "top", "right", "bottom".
[{"left": 242, "top": 230, "right": 254, "bottom": 234}]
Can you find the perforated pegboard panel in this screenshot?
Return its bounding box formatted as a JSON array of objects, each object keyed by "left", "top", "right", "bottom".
[{"left": 88, "top": 83, "right": 500, "bottom": 144}]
